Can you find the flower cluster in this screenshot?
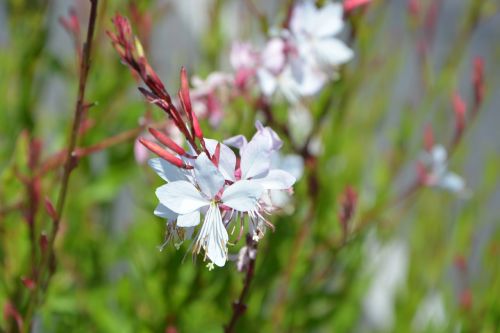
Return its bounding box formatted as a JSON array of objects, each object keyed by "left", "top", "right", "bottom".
[
  {"left": 109, "top": 16, "right": 296, "bottom": 267},
  {"left": 234, "top": 1, "right": 353, "bottom": 104},
  {"left": 188, "top": 0, "right": 355, "bottom": 123}
]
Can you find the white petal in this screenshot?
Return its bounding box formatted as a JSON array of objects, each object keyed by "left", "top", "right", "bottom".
[
  {"left": 205, "top": 139, "right": 237, "bottom": 181},
  {"left": 290, "top": 1, "right": 317, "bottom": 35},
  {"left": 313, "top": 38, "right": 353, "bottom": 67},
  {"left": 177, "top": 210, "right": 201, "bottom": 227},
  {"left": 240, "top": 134, "right": 271, "bottom": 179},
  {"left": 222, "top": 180, "right": 264, "bottom": 212},
  {"left": 431, "top": 145, "right": 447, "bottom": 165},
  {"left": 438, "top": 172, "right": 465, "bottom": 193},
  {"left": 296, "top": 64, "right": 327, "bottom": 96},
  {"left": 279, "top": 154, "right": 304, "bottom": 180},
  {"left": 154, "top": 203, "right": 178, "bottom": 220},
  {"left": 197, "top": 203, "right": 228, "bottom": 267},
  {"left": 156, "top": 181, "right": 209, "bottom": 214},
  {"left": 257, "top": 68, "right": 277, "bottom": 96},
  {"left": 255, "top": 169, "right": 296, "bottom": 190},
  {"left": 314, "top": 3, "right": 343, "bottom": 37},
  {"left": 148, "top": 158, "right": 188, "bottom": 182},
  {"left": 194, "top": 152, "right": 225, "bottom": 198}
]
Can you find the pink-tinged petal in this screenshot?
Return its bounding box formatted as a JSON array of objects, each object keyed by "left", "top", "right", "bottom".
[
  {"left": 196, "top": 203, "right": 228, "bottom": 267},
  {"left": 177, "top": 210, "right": 201, "bottom": 227},
  {"left": 194, "top": 152, "right": 225, "bottom": 198},
  {"left": 314, "top": 3, "right": 343, "bottom": 37},
  {"left": 255, "top": 169, "right": 296, "bottom": 190},
  {"left": 240, "top": 134, "right": 271, "bottom": 179},
  {"left": 222, "top": 180, "right": 263, "bottom": 212},
  {"left": 254, "top": 120, "right": 283, "bottom": 151},
  {"left": 148, "top": 158, "right": 188, "bottom": 182},
  {"left": 154, "top": 203, "right": 178, "bottom": 220},
  {"left": 134, "top": 138, "right": 150, "bottom": 164},
  {"left": 223, "top": 135, "right": 248, "bottom": 149},
  {"left": 261, "top": 38, "right": 286, "bottom": 72},
  {"left": 205, "top": 139, "right": 237, "bottom": 181},
  {"left": 156, "top": 181, "right": 209, "bottom": 214},
  {"left": 313, "top": 38, "right": 353, "bottom": 67}
]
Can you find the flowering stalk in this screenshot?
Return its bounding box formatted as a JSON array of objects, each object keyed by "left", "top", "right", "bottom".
[{"left": 22, "top": 1, "right": 98, "bottom": 330}]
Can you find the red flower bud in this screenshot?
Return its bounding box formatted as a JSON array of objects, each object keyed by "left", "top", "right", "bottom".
[
  {"left": 40, "top": 232, "right": 48, "bottom": 253},
  {"left": 139, "top": 137, "right": 189, "bottom": 169},
  {"left": 423, "top": 123, "right": 435, "bottom": 152},
  {"left": 44, "top": 197, "right": 58, "bottom": 222},
  {"left": 21, "top": 277, "right": 36, "bottom": 290},
  {"left": 148, "top": 128, "right": 186, "bottom": 155},
  {"left": 179, "top": 67, "right": 193, "bottom": 120},
  {"left": 338, "top": 186, "right": 358, "bottom": 241},
  {"left": 452, "top": 92, "right": 466, "bottom": 139}
]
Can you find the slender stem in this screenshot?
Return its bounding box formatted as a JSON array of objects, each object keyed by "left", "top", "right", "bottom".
[
  {"left": 22, "top": 1, "right": 99, "bottom": 330},
  {"left": 53, "top": 0, "right": 98, "bottom": 237},
  {"left": 224, "top": 236, "right": 258, "bottom": 333}
]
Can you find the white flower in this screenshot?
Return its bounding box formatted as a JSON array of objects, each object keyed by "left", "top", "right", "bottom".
[
  {"left": 155, "top": 152, "right": 264, "bottom": 266},
  {"left": 289, "top": 1, "right": 353, "bottom": 69},
  {"left": 422, "top": 145, "right": 466, "bottom": 194},
  {"left": 225, "top": 121, "right": 297, "bottom": 239},
  {"left": 256, "top": 1, "right": 353, "bottom": 103}
]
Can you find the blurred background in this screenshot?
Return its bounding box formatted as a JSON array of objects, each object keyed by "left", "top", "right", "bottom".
[{"left": 0, "top": 0, "right": 499, "bottom": 332}]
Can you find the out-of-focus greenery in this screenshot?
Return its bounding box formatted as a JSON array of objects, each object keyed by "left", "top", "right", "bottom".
[{"left": 0, "top": 0, "right": 499, "bottom": 332}]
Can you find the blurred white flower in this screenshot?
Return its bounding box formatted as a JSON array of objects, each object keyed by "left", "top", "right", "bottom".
[
  {"left": 421, "top": 145, "right": 466, "bottom": 194},
  {"left": 190, "top": 72, "right": 233, "bottom": 127},
  {"left": 289, "top": 1, "right": 353, "bottom": 69},
  {"left": 288, "top": 103, "right": 313, "bottom": 144},
  {"left": 412, "top": 292, "right": 448, "bottom": 332},
  {"left": 362, "top": 234, "right": 408, "bottom": 331}
]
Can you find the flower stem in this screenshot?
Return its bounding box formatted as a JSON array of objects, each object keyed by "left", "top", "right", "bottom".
[{"left": 224, "top": 235, "right": 258, "bottom": 333}]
